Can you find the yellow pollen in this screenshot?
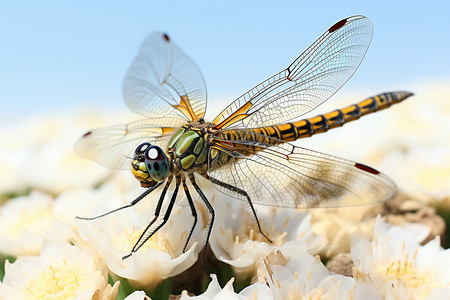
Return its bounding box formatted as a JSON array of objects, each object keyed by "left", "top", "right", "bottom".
[
  {"left": 379, "top": 253, "right": 439, "bottom": 294},
  {"left": 249, "top": 229, "right": 255, "bottom": 241},
  {"left": 386, "top": 262, "right": 395, "bottom": 276},
  {"left": 115, "top": 227, "right": 172, "bottom": 256},
  {"left": 413, "top": 248, "right": 419, "bottom": 260},
  {"left": 298, "top": 231, "right": 305, "bottom": 239},
  {"left": 232, "top": 211, "right": 287, "bottom": 246},
  {"left": 330, "top": 279, "right": 338, "bottom": 294},
  {"left": 7, "top": 208, "right": 53, "bottom": 239},
  {"left": 24, "top": 264, "right": 88, "bottom": 300}
]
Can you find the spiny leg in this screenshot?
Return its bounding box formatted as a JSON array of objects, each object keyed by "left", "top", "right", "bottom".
[
  {"left": 76, "top": 181, "right": 164, "bottom": 220},
  {"left": 122, "top": 176, "right": 181, "bottom": 259},
  {"left": 188, "top": 173, "right": 214, "bottom": 270},
  {"left": 182, "top": 176, "right": 198, "bottom": 253},
  {"left": 209, "top": 177, "right": 272, "bottom": 243},
  {"left": 122, "top": 175, "right": 174, "bottom": 259}
]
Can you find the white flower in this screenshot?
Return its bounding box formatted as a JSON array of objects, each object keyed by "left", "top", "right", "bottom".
[
  {"left": 0, "top": 240, "right": 119, "bottom": 300},
  {"left": 54, "top": 172, "right": 141, "bottom": 226},
  {"left": 0, "top": 172, "right": 142, "bottom": 257},
  {"left": 371, "top": 82, "right": 450, "bottom": 210},
  {"left": 264, "top": 252, "right": 348, "bottom": 299},
  {"left": 0, "top": 191, "right": 72, "bottom": 256},
  {"left": 179, "top": 274, "right": 250, "bottom": 300},
  {"left": 0, "top": 112, "right": 114, "bottom": 195},
  {"left": 380, "top": 144, "right": 450, "bottom": 208},
  {"left": 124, "top": 290, "right": 152, "bottom": 300},
  {"left": 309, "top": 203, "right": 383, "bottom": 258},
  {"left": 352, "top": 216, "right": 450, "bottom": 299},
  {"left": 240, "top": 250, "right": 382, "bottom": 300},
  {"left": 74, "top": 189, "right": 207, "bottom": 291},
  {"left": 209, "top": 194, "right": 323, "bottom": 278}
]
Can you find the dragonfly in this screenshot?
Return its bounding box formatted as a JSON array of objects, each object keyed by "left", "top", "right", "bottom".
[{"left": 76, "top": 15, "right": 413, "bottom": 260}]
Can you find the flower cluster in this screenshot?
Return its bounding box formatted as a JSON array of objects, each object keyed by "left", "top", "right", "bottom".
[
  {"left": 182, "top": 216, "right": 450, "bottom": 299},
  {"left": 0, "top": 241, "right": 119, "bottom": 299},
  {"left": 0, "top": 82, "right": 449, "bottom": 299}
]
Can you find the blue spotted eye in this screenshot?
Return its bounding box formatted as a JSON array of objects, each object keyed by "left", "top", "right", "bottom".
[
  {"left": 144, "top": 145, "right": 169, "bottom": 182},
  {"left": 134, "top": 142, "right": 151, "bottom": 159}
]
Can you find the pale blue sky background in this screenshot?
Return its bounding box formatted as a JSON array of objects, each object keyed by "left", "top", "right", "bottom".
[{"left": 1, "top": 1, "right": 449, "bottom": 121}]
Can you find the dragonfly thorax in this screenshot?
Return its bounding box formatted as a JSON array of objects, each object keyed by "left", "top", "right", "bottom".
[
  {"left": 131, "top": 142, "right": 170, "bottom": 187},
  {"left": 167, "top": 123, "right": 210, "bottom": 172}
]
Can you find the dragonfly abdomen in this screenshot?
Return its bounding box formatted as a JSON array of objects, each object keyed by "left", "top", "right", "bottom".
[{"left": 259, "top": 91, "right": 413, "bottom": 142}]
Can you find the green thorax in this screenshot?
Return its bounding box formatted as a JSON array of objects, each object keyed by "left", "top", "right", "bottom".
[{"left": 168, "top": 125, "right": 209, "bottom": 170}]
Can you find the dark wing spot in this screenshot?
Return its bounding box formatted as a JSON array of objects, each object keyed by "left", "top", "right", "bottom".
[
  {"left": 154, "top": 162, "right": 160, "bottom": 171},
  {"left": 329, "top": 18, "right": 347, "bottom": 33},
  {"left": 355, "top": 163, "right": 380, "bottom": 175},
  {"left": 163, "top": 33, "right": 170, "bottom": 42},
  {"left": 82, "top": 131, "right": 92, "bottom": 138}
]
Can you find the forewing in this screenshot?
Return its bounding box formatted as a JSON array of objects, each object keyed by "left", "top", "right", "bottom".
[
  {"left": 123, "top": 32, "right": 207, "bottom": 121},
  {"left": 212, "top": 15, "right": 373, "bottom": 129},
  {"left": 208, "top": 131, "right": 396, "bottom": 208},
  {"left": 75, "top": 117, "right": 185, "bottom": 170}
]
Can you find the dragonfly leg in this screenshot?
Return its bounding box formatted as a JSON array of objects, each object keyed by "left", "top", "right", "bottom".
[
  {"left": 182, "top": 177, "right": 198, "bottom": 253},
  {"left": 209, "top": 177, "right": 272, "bottom": 243},
  {"left": 188, "top": 173, "right": 214, "bottom": 271},
  {"left": 76, "top": 181, "right": 164, "bottom": 220},
  {"left": 123, "top": 175, "right": 176, "bottom": 259}
]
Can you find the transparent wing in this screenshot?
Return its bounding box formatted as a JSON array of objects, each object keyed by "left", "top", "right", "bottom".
[
  {"left": 212, "top": 15, "right": 373, "bottom": 129},
  {"left": 208, "top": 130, "right": 396, "bottom": 208},
  {"left": 75, "top": 117, "right": 185, "bottom": 170},
  {"left": 123, "top": 32, "right": 207, "bottom": 121}
]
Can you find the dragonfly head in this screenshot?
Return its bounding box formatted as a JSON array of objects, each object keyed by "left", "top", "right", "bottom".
[{"left": 131, "top": 143, "right": 170, "bottom": 187}]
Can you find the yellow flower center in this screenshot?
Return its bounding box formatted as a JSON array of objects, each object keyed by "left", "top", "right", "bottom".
[
  {"left": 416, "top": 166, "right": 450, "bottom": 193},
  {"left": 24, "top": 262, "right": 88, "bottom": 300},
  {"left": 114, "top": 226, "right": 174, "bottom": 257},
  {"left": 7, "top": 208, "right": 53, "bottom": 239},
  {"left": 228, "top": 206, "right": 289, "bottom": 246},
  {"left": 376, "top": 248, "right": 441, "bottom": 298}
]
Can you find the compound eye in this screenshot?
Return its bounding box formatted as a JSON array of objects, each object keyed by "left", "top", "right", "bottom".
[
  {"left": 134, "top": 143, "right": 151, "bottom": 159},
  {"left": 144, "top": 145, "right": 169, "bottom": 182}
]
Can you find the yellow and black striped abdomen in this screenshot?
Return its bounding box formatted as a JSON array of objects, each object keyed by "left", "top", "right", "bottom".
[{"left": 256, "top": 91, "right": 413, "bottom": 142}]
